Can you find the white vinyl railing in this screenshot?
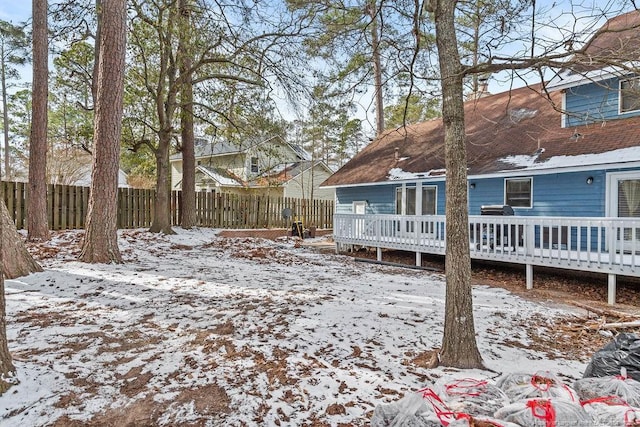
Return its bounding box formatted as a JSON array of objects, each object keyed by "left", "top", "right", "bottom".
[{"left": 334, "top": 213, "right": 640, "bottom": 279}]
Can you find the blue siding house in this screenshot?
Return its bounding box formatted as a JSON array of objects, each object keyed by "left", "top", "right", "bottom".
[{"left": 323, "top": 11, "right": 640, "bottom": 225}]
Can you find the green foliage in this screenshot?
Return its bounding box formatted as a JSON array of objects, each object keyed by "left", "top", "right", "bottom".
[
  {"left": 384, "top": 94, "right": 441, "bottom": 129},
  {"left": 0, "top": 20, "right": 30, "bottom": 79},
  {"left": 292, "top": 83, "right": 365, "bottom": 169}
]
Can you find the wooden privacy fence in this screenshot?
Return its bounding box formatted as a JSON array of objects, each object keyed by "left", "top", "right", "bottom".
[
  {"left": 171, "top": 191, "right": 333, "bottom": 229},
  {"left": 1, "top": 181, "right": 333, "bottom": 230}
]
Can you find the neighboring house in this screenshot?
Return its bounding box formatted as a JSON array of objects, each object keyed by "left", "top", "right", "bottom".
[
  {"left": 322, "top": 11, "right": 640, "bottom": 223},
  {"left": 170, "top": 135, "right": 335, "bottom": 200},
  {"left": 72, "top": 166, "right": 130, "bottom": 188},
  {"left": 46, "top": 150, "right": 130, "bottom": 188}
]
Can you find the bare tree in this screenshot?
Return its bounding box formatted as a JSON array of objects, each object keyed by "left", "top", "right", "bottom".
[
  {"left": 426, "top": 0, "right": 483, "bottom": 369},
  {"left": 422, "top": 1, "right": 639, "bottom": 368},
  {"left": 27, "top": 0, "right": 50, "bottom": 241},
  {"left": 79, "top": 0, "right": 127, "bottom": 263},
  {"left": 177, "top": 0, "right": 196, "bottom": 229}
]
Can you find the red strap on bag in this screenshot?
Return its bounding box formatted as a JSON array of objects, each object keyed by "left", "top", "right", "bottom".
[
  {"left": 419, "top": 387, "right": 456, "bottom": 426},
  {"left": 530, "top": 374, "right": 577, "bottom": 402},
  {"left": 625, "top": 408, "right": 640, "bottom": 426},
  {"left": 581, "top": 395, "right": 629, "bottom": 406},
  {"left": 526, "top": 399, "right": 556, "bottom": 427},
  {"left": 444, "top": 378, "right": 488, "bottom": 397},
  {"left": 531, "top": 374, "right": 554, "bottom": 391}
]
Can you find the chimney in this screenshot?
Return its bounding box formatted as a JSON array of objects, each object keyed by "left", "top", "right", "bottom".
[
  {"left": 478, "top": 76, "right": 489, "bottom": 96},
  {"left": 467, "top": 75, "right": 491, "bottom": 100},
  {"left": 394, "top": 147, "right": 399, "bottom": 161}
]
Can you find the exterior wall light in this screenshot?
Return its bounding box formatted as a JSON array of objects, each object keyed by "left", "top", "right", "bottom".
[
  {"left": 470, "top": 183, "right": 476, "bottom": 189},
  {"left": 586, "top": 177, "right": 594, "bottom": 185}
]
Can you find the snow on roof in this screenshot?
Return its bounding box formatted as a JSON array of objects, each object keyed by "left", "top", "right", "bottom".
[
  {"left": 197, "top": 165, "right": 243, "bottom": 186},
  {"left": 500, "top": 145, "right": 640, "bottom": 171}
]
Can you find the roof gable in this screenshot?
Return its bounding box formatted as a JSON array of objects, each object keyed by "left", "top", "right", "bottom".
[{"left": 170, "top": 135, "right": 310, "bottom": 162}]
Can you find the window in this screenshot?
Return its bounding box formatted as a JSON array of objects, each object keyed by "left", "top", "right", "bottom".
[
  {"left": 505, "top": 177, "right": 532, "bottom": 208},
  {"left": 618, "top": 179, "right": 640, "bottom": 217},
  {"left": 250, "top": 157, "right": 259, "bottom": 173},
  {"left": 406, "top": 188, "right": 416, "bottom": 215},
  {"left": 422, "top": 187, "right": 436, "bottom": 215},
  {"left": 620, "top": 77, "right": 640, "bottom": 113},
  {"left": 396, "top": 186, "right": 437, "bottom": 215},
  {"left": 396, "top": 187, "right": 417, "bottom": 214},
  {"left": 353, "top": 201, "right": 367, "bottom": 214}
]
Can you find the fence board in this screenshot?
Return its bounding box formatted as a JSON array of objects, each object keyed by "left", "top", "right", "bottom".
[{"left": 2, "top": 180, "right": 333, "bottom": 231}]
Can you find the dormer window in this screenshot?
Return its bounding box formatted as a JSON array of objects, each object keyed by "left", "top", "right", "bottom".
[
  {"left": 620, "top": 77, "right": 640, "bottom": 114},
  {"left": 250, "top": 156, "right": 259, "bottom": 173}
]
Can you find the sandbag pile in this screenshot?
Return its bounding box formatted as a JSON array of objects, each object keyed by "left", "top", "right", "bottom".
[
  {"left": 371, "top": 372, "right": 640, "bottom": 426},
  {"left": 372, "top": 335, "right": 640, "bottom": 426}
]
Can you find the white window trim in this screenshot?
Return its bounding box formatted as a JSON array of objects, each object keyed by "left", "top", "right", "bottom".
[
  {"left": 250, "top": 156, "right": 260, "bottom": 174},
  {"left": 420, "top": 185, "right": 438, "bottom": 215},
  {"left": 352, "top": 200, "right": 367, "bottom": 214},
  {"left": 618, "top": 77, "right": 640, "bottom": 115},
  {"left": 394, "top": 183, "right": 438, "bottom": 215},
  {"left": 606, "top": 171, "right": 640, "bottom": 217},
  {"left": 504, "top": 177, "right": 533, "bottom": 209},
  {"left": 561, "top": 91, "right": 567, "bottom": 128}
]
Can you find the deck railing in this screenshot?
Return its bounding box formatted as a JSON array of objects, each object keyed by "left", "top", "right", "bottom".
[{"left": 334, "top": 213, "right": 640, "bottom": 304}]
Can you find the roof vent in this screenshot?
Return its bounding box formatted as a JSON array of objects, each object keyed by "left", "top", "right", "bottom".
[{"left": 570, "top": 131, "right": 583, "bottom": 141}]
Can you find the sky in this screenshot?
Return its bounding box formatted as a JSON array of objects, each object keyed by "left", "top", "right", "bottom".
[
  {"left": 0, "top": 227, "right": 618, "bottom": 425},
  {"left": 0, "top": 2, "right": 30, "bottom": 23},
  {"left": 1, "top": 1, "right": 637, "bottom": 133}
]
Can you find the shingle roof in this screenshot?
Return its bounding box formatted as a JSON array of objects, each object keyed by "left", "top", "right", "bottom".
[
  {"left": 560, "top": 10, "right": 640, "bottom": 77},
  {"left": 322, "top": 84, "right": 640, "bottom": 187},
  {"left": 582, "top": 10, "right": 640, "bottom": 60}
]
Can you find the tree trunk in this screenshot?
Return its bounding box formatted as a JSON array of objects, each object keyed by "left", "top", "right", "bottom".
[
  {"left": 92, "top": 0, "right": 102, "bottom": 106},
  {"left": 178, "top": 0, "right": 196, "bottom": 229},
  {"left": 1, "top": 48, "right": 10, "bottom": 180},
  {"left": 0, "top": 199, "right": 16, "bottom": 394},
  {"left": 366, "top": 1, "right": 385, "bottom": 135},
  {"left": 1, "top": 200, "right": 42, "bottom": 279},
  {"left": 431, "top": 0, "right": 484, "bottom": 369},
  {"left": 79, "top": 0, "right": 126, "bottom": 263},
  {"left": 27, "top": 0, "right": 50, "bottom": 241},
  {"left": 149, "top": 130, "right": 175, "bottom": 234}
]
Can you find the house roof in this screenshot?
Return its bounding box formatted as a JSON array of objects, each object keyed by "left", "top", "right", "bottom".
[
  {"left": 321, "top": 84, "right": 640, "bottom": 187},
  {"left": 579, "top": 10, "right": 640, "bottom": 64},
  {"left": 196, "top": 160, "right": 330, "bottom": 188},
  {"left": 197, "top": 165, "right": 244, "bottom": 187},
  {"left": 549, "top": 10, "right": 640, "bottom": 89},
  {"left": 170, "top": 136, "right": 311, "bottom": 161}
]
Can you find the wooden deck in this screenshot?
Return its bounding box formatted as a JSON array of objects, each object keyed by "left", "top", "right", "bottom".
[{"left": 333, "top": 213, "right": 640, "bottom": 305}]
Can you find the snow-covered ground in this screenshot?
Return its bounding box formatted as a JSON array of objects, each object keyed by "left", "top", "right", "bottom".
[{"left": 0, "top": 228, "right": 591, "bottom": 426}]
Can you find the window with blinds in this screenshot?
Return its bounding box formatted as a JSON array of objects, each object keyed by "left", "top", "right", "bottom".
[{"left": 505, "top": 177, "right": 532, "bottom": 208}]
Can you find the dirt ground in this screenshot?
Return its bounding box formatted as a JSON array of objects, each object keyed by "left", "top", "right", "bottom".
[
  {"left": 14, "top": 231, "right": 640, "bottom": 426},
  {"left": 337, "top": 244, "right": 640, "bottom": 364}
]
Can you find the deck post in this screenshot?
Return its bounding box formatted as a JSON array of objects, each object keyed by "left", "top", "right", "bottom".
[
  {"left": 526, "top": 264, "right": 533, "bottom": 290},
  {"left": 377, "top": 247, "right": 382, "bottom": 261},
  {"left": 416, "top": 252, "right": 421, "bottom": 267},
  {"left": 608, "top": 274, "right": 617, "bottom": 305}
]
